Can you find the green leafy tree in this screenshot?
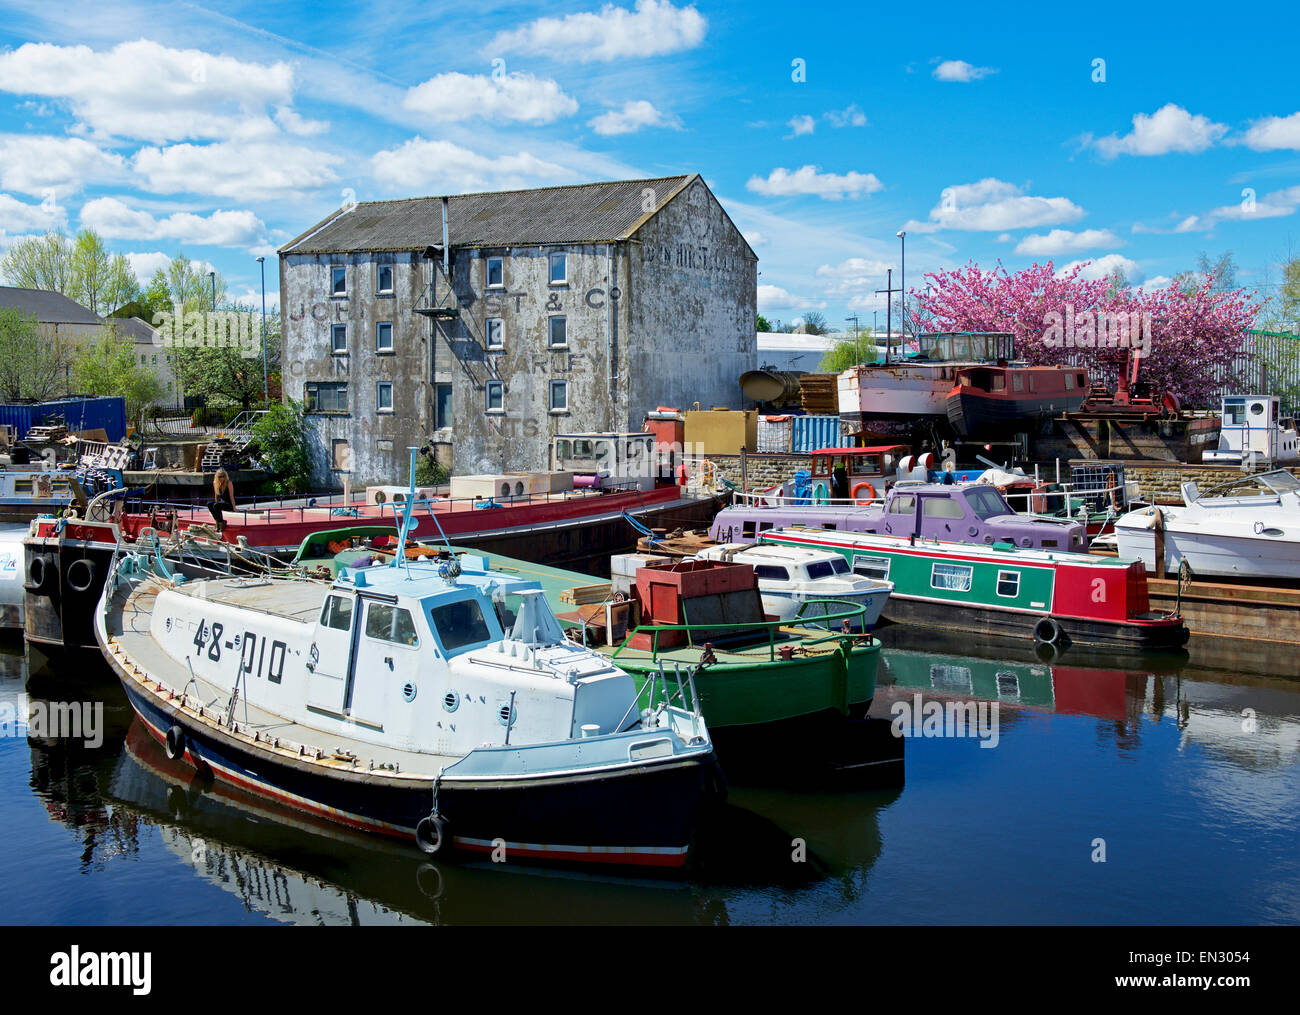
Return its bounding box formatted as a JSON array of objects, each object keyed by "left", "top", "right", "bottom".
[
  {"left": 800, "top": 310, "right": 828, "bottom": 335},
  {"left": 69, "top": 230, "right": 139, "bottom": 314},
  {"left": 0, "top": 306, "right": 71, "bottom": 401},
  {"left": 251, "top": 399, "right": 312, "bottom": 495},
  {"left": 168, "top": 302, "right": 280, "bottom": 410},
  {"left": 70, "top": 326, "right": 164, "bottom": 420},
  {"left": 819, "top": 330, "right": 873, "bottom": 372},
  {"left": 756, "top": 314, "right": 773, "bottom": 332},
  {"left": 0, "top": 232, "right": 76, "bottom": 294}
]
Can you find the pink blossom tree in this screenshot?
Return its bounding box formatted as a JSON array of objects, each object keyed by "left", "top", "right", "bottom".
[{"left": 911, "top": 260, "right": 1259, "bottom": 406}]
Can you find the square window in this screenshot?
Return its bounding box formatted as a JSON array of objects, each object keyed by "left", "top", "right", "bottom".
[
  {"left": 331, "top": 324, "right": 347, "bottom": 354},
  {"left": 485, "top": 380, "right": 504, "bottom": 412},
  {"left": 377, "top": 382, "right": 393, "bottom": 412},
  {"left": 376, "top": 321, "right": 393, "bottom": 352},
  {"left": 930, "top": 562, "right": 973, "bottom": 592},
  {"left": 331, "top": 266, "right": 346, "bottom": 296},
  {"left": 376, "top": 264, "right": 393, "bottom": 294},
  {"left": 549, "top": 379, "right": 568, "bottom": 412},
  {"left": 486, "top": 256, "right": 504, "bottom": 288},
  {"left": 486, "top": 317, "right": 504, "bottom": 349},
  {"left": 548, "top": 316, "right": 567, "bottom": 348},
  {"left": 996, "top": 569, "right": 1020, "bottom": 598},
  {"left": 549, "top": 252, "right": 567, "bottom": 285},
  {"left": 852, "top": 555, "right": 891, "bottom": 581},
  {"left": 306, "top": 382, "right": 347, "bottom": 413}
]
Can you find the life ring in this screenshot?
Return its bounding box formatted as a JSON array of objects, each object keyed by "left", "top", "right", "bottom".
[
  {"left": 24, "top": 554, "right": 56, "bottom": 597},
  {"left": 164, "top": 725, "right": 187, "bottom": 762},
  {"left": 415, "top": 813, "right": 449, "bottom": 855},
  {"left": 851, "top": 481, "right": 877, "bottom": 505},
  {"left": 66, "top": 558, "right": 97, "bottom": 595},
  {"left": 1032, "top": 617, "right": 1066, "bottom": 647},
  {"left": 374, "top": 491, "right": 386, "bottom": 504}
]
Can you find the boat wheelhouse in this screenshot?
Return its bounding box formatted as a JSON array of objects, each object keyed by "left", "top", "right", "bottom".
[
  {"left": 758, "top": 527, "right": 1188, "bottom": 651},
  {"left": 96, "top": 548, "right": 716, "bottom": 868},
  {"left": 1202, "top": 395, "right": 1300, "bottom": 467}
]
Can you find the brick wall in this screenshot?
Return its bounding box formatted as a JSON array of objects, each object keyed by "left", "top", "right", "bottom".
[
  {"left": 1123, "top": 463, "right": 1300, "bottom": 503},
  {"left": 699, "top": 452, "right": 811, "bottom": 492}
]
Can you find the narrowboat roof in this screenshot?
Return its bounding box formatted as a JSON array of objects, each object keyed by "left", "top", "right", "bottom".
[
  {"left": 812, "top": 445, "right": 909, "bottom": 456},
  {"left": 764, "top": 527, "right": 1137, "bottom": 568}
]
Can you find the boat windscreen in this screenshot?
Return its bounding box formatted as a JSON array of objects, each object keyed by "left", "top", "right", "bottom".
[
  {"left": 428, "top": 598, "right": 491, "bottom": 652},
  {"left": 966, "top": 486, "right": 1011, "bottom": 520},
  {"left": 1261, "top": 472, "right": 1300, "bottom": 494},
  {"left": 806, "top": 561, "right": 835, "bottom": 580},
  {"left": 829, "top": 557, "right": 850, "bottom": 575}
]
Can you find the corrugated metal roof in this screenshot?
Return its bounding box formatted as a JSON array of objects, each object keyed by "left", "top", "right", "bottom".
[
  {"left": 0, "top": 286, "right": 102, "bottom": 325},
  {"left": 281, "top": 174, "right": 698, "bottom": 255}
]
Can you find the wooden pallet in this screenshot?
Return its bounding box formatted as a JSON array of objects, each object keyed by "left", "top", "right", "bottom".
[{"left": 559, "top": 582, "right": 613, "bottom": 606}]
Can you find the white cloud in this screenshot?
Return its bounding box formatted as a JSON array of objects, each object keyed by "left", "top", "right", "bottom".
[
  {"left": 825, "top": 104, "right": 867, "bottom": 128},
  {"left": 589, "top": 100, "right": 680, "bottom": 136},
  {"left": 133, "top": 140, "right": 343, "bottom": 201},
  {"left": 757, "top": 284, "right": 824, "bottom": 312},
  {"left": 1058, "top": 253, "right": 1141, "bottom": 282},
  {"left": 1208, "top": 184, "right": 1300, "bottom": 223},
  {"left": 0, "top": 192, "right": 66, "bottom": 233},
  {"left": 932, "top": 60, "right": 996, "bottom": 82},
  {"left": 1014, "top": 228, "right": 1122, "bottom": 256},
  {"left": 1092, "top": 103, "right": 1227, "bottom": 158},
  {"left": 747, "top": 165, "right": 883, "bottom": 200},
  {"left": 815, "top": 257, "right": 893, "bottom": 296},
  {"left": 743, "top": 230, "right": 768, "bottom": 247},
  {"left": 786, "top": 115, "right": 815, "bottom": 137},
  {"left": 273, "top": 106, "right": 329, "bottom": 137},
  {"left": 1138, "top": 275, "right": 1173, "bottom": 289},
  {"left": 80, "top": 197, "right": 267, "bottom": 247},
  {"left": 0, "top": 135, "right": 126, "bottom": 196},
  {"left": 231, "top": 285, "right": 280, "bottom": 312},
  {"left": 124, "top": 251, "right": 176, "bottom": 282},
  {"left": 487, "top": 0, "right": 707, "bottom": 63},
  {"left": 905, "top": 178, "right": 1084, "bottom": 232},
  {"left": 404, "top": 72, "right": 578, "bottom": 124},
  {"left": 0, "top": 40, "right": 297, "bottom": 142},
  {"left": 1240, "top": 112, "right": 1300, "bottom": 151},
  {"left": 371, "top": 137, "right": 573, "bottom": 193}
]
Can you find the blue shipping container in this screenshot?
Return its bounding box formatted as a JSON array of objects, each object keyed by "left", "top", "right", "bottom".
[
  {"left": 0, "top": 396, "right": 127, "bottom": 443},
  {"left": 790, "top": 414, "right": 843, "bottom": 454}
]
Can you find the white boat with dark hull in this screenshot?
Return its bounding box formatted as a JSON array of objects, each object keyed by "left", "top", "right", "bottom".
[
  {"left": 1115, "top": 470, "right": 1300, "bottom": 580},
  {"left": 96, "top": 547, "right": 717, "bottom": 869},
  {"left": 692, "top": 543, "right": 893, "bottom": 630}
]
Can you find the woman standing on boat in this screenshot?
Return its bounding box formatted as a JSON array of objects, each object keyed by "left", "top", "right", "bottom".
[{"left": 209, "top": 468, "right": 236, "bottom": 536}]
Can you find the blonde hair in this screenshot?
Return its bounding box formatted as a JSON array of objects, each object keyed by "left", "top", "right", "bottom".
[{"left": 214, "top": 468, "right": 231, "bottom": 491}]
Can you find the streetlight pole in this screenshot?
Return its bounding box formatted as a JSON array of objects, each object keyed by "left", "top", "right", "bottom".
[
  {"left": 209, "top": 271, "right": 216, "bottom": 310},
  {"left": 896, "top": 230, "right": 907, "bottom": 345},
  {"left": 256, "top": 256, "right": 269, "bottom": 406},
  {"left": 845, "top": 315, "right": 860, "bottom": 365}
]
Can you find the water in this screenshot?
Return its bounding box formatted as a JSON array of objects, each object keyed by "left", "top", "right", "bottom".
[{"left": 2, "top": 631, "right": 1297, "bottom": 926}]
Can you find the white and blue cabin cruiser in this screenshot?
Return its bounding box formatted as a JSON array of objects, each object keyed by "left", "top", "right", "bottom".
[{"left": 95, "top": 547, "right": 716, "bottom": 869}]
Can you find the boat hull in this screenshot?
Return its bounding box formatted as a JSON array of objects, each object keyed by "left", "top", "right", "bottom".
[
  {"left": 114, "top": 668, "right": 712, "bottom": 868},
  {"left": 619, "top": 638, "right": 881, "bottom": 728},
  {"left": 761, "top": 588, "right": 890, "bottom": 630},
  {"left": 1115, "top": 524, "right": 1300, "bottom": 581},
  {"left": 946, "top": 390, "right": 1087, "bottom": 437}
]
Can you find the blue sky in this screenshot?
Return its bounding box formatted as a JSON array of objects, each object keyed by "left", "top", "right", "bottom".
[{"left": 1, "top": 0, "right": 1298, "bottom": 326}]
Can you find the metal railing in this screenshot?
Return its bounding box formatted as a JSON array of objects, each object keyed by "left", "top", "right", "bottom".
[{"left": 609, "top": 597, "right": 871, "bottom": 663}]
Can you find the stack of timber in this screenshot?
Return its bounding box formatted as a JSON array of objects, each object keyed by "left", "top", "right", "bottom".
[
  {"left": 799, "top": 374, "right": 838, "bottom": 415},
  {"left": 559, "top": 582, "right": 614, "bottom": 606}
]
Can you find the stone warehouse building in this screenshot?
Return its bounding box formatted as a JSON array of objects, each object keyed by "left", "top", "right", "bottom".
[{"left": 279, "top": 174, "right": 757, "bottom": 486}]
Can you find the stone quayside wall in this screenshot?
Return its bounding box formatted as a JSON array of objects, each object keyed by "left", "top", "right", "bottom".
[{"left": 701, "top": 453, "right": 1300, "bottom": 505}]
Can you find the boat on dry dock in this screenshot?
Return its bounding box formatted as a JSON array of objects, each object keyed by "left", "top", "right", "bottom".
[{"left": 95, "top": 542, "right": 717, "bottom": 868}]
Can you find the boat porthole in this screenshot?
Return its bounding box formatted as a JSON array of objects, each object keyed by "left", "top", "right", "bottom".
[
  {"left": 442, "top": 690, "right": 459, "bottom": 713},
  {"left": 402, "top": 681, "right": 418, "bottom": 703},
  {"left": 498, "top": 703, "right": 516, "bottom": 726}
]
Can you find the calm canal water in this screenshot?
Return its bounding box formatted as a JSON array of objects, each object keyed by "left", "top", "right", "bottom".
[{"left": 2, "top": 630, "right": 1297, "bottom": 926}]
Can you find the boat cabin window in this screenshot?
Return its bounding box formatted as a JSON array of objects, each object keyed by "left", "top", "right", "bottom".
[
  {"left": 753, "top": 564, "right": 790, "bottom": 581},
  {"left": 889, "top": 494, "right": 915, "bottom": 515},
  {"left": 1064, "top": 373, "right": 1074, "bottom": 390},
  {"left": 554, "top": 439, "right": 571, "bottom": 459},
  {"left": 321, "top": 595, "right": 353, "bottom": 631},
  {"left": 1012, "top": 374, "right": 1024, "bottom": 392},
  {"left": 365, "top": 603, "right": 420, "bottom": 647},
  {"left": 758, "top": 521, "right": 774, "bottom": 532},
  {"left": 805, "top": 561, "right": 835, "bottom": 580},
  {"left": 427, "top": 599, "right": 491, "bottom": 653},
  {"left": 1224, "top": 401, "right": 1246, "bottom": 424},
  {"left": 741, "top": 520, "right": 757, "bottom": 539},
  {"left": 966, "top": 487, "right": 1010, "bottom": 520},
  {"left": 931, "top": 562, "right": 974, "bottom": 592},
  {"left": 852, "top": 555, "right": 890, "bottom": 581},
  {"left": 991, "top": 374, "right": 1005, "bottom": 391},
  {"left": 996, "top": 570, "right": 1021, "bottom": 598},
  {"left": 922, "top": 496, "right": 965, "bottom": 519},
  {"left": 828, "top": 557, "right": 849, "bottom": 575}
]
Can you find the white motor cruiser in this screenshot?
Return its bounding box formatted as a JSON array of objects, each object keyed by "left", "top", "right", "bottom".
[
  {"left": 1114, "top": 470, "right": 1300, "bottom": 580},
  {"left": 692, "top": 542, "right": 893, "bottom": 630}
]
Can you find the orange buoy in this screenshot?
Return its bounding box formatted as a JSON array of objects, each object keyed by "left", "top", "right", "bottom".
[{"left": 851, "top": 481, "right": 877, "bottom": 505}]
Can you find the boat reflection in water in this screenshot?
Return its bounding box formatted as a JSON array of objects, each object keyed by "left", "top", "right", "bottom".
[{"left": 874, "top": 626, "right": 1299, "bottom": 772}]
